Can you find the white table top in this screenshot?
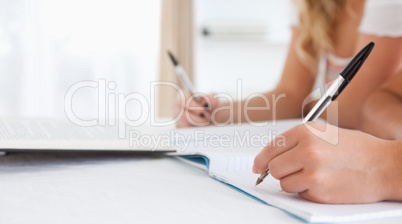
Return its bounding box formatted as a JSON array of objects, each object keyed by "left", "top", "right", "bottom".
[{"left": 1, "top": 152, "right": 401, "bottom": 224}]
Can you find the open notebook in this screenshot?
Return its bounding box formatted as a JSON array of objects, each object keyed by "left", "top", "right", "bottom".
[
  {"left": 0, "top": 118, "right": 176, "bottom": 153},
  {"left": 172, "top": 120, "right": 402, "bottom": 223}
]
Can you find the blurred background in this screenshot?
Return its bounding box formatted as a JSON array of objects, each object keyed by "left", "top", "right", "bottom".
[{"left": 0, "top": 0, "right": 292, "bottom": 120}]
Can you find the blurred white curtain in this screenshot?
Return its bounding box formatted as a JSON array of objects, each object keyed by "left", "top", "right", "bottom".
[{"left": 0, "top": 0, "right": 161, "bottom": 119}]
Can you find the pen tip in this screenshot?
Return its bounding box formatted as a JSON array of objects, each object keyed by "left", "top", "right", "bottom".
[
  {"left": 167, "top": 50, "right": 178, "bottom": 66},
  {"left": 255, "top": 178, "right": 262, "bottom": 186}
]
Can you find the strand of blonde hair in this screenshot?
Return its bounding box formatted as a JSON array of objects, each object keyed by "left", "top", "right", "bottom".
[{"left": 294, "top": 0, "right": 347, "bottom": 74}]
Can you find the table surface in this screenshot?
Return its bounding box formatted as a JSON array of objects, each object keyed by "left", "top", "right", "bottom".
[{"left": 1, "top": 152, "right": 402, "bottom": 224}]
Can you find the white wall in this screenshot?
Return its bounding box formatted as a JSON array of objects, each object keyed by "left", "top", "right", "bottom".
[
  {"left": 194, "top": 0, "right": 293, "bottom": 98},
  {"left": 0, "top": 0, "right": 293, "bottom": 119},
  {"left": 0, "top": 0, "right": 161, "bottom": 119}
]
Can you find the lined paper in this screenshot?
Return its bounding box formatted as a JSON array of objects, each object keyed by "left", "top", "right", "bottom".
[
  {"left": 217, "top": 171, "right": 402, "bottom": 223},
  {"left": 174, "top": 120, "right": 402, "bottom": 223}
]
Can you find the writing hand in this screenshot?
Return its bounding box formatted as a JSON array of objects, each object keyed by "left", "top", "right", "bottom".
[{"left": 253, "top": 122, "right": 401, "bottom": 204}]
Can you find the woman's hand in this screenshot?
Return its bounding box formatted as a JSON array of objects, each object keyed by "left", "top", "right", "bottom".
[
  {"left": 253, "top": 122, "right": 402, "bottom": 204},
  {"left": 175, "top": 90, "right": 219, "bottom": 128}
]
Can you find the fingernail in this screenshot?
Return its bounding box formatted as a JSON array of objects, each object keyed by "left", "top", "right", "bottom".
[
  {"left": 200, "top": 113, "right": 205, "bottom": 118},
  {"left": 252, "top": 165, "right": 258, "bottom": 174},
  {"left": 203, "top": 103, "right": 209, "bottom": 109}
]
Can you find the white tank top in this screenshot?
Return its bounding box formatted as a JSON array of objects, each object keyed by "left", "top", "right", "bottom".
[
  {"left": 313, "top": 54, "right": 352, "bottom": 94},
  {"left": 359, "top": 0, "right": 402, "bottom": 37}
]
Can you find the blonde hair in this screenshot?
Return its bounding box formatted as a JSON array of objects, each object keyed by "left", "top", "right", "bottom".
[{"left": 294, "top": 0, "right": 348, "bottom": 74}]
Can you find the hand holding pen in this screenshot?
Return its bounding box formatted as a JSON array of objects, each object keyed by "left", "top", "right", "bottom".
[
  {"left": 168, "top": 51, "right": 219, "bottom": 128},
  {"left": 255, "top": 42, "right": 375, "bottom": 186},
  {"left": 175, "top": 90, "right": 218, "bottom": 128}
]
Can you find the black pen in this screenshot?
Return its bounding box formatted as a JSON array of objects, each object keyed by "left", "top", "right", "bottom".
[
  {"left": 167, "top": 51, "right": 202, "bottom": 104},
  {"left": 255, "top": 42, "right": 375, "bottom": 186}
]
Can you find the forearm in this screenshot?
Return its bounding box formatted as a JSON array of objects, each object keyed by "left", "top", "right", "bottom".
[
  {"left": 384, "top": 140, "right": 402, "bottom": 201},
  {"left": 213, "top": 89, "right": 303, "bottom": 124},
  {"left": 362, "top": 69, "right": 402, "bottom": 140},
  {"left": 337, "top": 35, "right": 402, "bottom": 129},
  {"left": 213, "top": 27, "right": 315, "bottom": 124},
  {"left": 362, "top": 90, "right": 402, "bottom": 140}
]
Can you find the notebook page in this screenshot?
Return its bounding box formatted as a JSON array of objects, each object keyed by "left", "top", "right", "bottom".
[
  {"left": 213, "top": 170, "right": 402, "bottom": 223},
  {"left": 174, "top": 120, "right": 402, "bottom": 222},
  {"left": 173, "top": 119, "right": 299, "bottom": 172}
]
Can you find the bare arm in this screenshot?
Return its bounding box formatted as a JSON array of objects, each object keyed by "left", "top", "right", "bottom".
[
  {"left": 362, "top": 70, "right": 402, "bottom": 140},
  {"left": 177, "top": 0, "right": 402, "bottom": 128},
  {"left": 253, "top": 122, "right": 402, "bottom": 203},
  {"left": 334, "top": 35, "right": 402, "bottom": 129},
  {"left": 213, "top": 27, "right": 315, "bottom": 124},
  {"left": 176, "top": 27, "right": 314, "bottom": 127}
]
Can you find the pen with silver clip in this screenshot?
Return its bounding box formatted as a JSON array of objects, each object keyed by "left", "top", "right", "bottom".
[
  {"left": 167, "top": 51, "right": 202, "bottom": 104},
  {"left": 255, "top": 42, "right": 375, "bottom": 186}
]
